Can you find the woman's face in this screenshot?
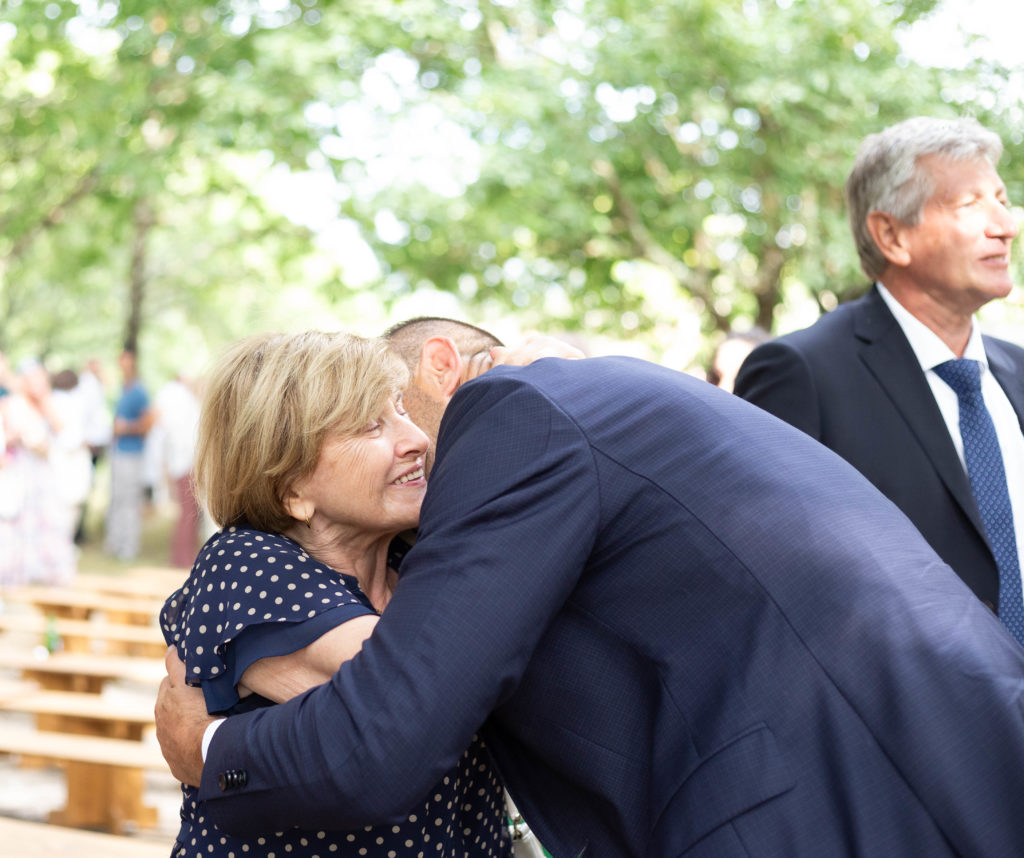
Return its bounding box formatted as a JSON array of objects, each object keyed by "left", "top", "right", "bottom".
[
  {"left": 291, "top": 394, "right": 429, "bottom": 539},
  {"left": 21, "top": 365, "right": 50, "bottom": 401}
]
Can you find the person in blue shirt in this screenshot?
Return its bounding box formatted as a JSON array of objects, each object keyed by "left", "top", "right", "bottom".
[{"left": 104, "top": 347, "right": 154, "bottom": 560}]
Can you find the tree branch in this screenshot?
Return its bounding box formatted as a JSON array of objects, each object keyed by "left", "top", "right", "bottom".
[{"left": 3, "top": 167, "right": 101, "bottom": 262}]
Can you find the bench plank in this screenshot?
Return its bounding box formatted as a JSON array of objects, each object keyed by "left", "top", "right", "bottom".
[
  {"left": 0, "top": 651, "right": 165, "bottom": 693},
  {"left": 74, "top": 569, "right": 187, "bottom": 600},
  {"left": 0, "top": 613, "right": 166, "bottom": 658},
  {"left": 0, "top": 690, "right": 155, "bottom": 741},
  {"left": 0, "top": 727, "right": 167, "bottom": 770},
  {"left": 3, "top": 585, "right": 162, "bottom": 626},
  {"left": 0, "top": 814, "right": 171, "bottom": 858},
  {"left": 0, "top": 727, "right": 171, "bottom": 833}
]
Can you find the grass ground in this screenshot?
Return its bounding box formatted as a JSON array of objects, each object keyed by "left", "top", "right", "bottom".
[
  {"left": 73, "top": 456, "right": 195, "bottom": 577},
  {"left": 75, "top": 496, "right": 187, "bottom": 577}
]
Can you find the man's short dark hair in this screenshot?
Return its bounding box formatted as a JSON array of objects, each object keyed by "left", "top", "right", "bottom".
[{"left": 383, "top": 317, "right": 504, "bottom": 371}]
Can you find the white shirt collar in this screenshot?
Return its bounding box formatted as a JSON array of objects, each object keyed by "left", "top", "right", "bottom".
[{"left": 875, "top": 281, "right": 989, "bottom": 373}]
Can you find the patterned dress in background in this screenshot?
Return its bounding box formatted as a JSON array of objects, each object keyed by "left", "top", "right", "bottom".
[{"left": 0, "top": 391, "right": 76, "bottom": 587}]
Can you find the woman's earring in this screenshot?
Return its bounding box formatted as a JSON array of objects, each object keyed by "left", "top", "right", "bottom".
[{"left": 305, "top": 514, "right": 312, "bottom": 529}]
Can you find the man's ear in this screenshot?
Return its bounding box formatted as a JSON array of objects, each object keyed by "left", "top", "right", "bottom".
[
  {"left": 416, "top": 337, "right": 464, "bottom": 398},
  {"left": 865, "top": 210, "right": 912, "bottom": 268}
]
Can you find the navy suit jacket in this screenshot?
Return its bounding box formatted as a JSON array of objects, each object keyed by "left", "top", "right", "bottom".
[
  {"left": 734, "top": 285, "right": 1024, "bottom": 609},
  {"left": 200, "top": 356, "right": 1024, "bottom": 857}
]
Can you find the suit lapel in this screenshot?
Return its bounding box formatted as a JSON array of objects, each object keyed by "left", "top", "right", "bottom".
[
  {"left": 986, "top": 337, "right": 1024, "bottom": 433},
  {"left": 853, "top": 288, "right": 984, "bottom": 536}
]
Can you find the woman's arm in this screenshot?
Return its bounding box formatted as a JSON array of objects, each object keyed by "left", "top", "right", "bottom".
[{"left": 237, "top": 614, "right": 379, "bottom": 703}]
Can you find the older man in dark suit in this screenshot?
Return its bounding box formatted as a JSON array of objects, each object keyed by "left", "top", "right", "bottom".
[
  {"left": 156, "top": 318, "right": 1024, "bottom": 857},
  {"left": 736, "top": 117, "right": 1024, "bottom": 643}
]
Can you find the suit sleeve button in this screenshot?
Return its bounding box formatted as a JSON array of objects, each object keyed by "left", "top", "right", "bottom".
[{"left": 218, "top": 769, "right": 248, "bottom": 791}]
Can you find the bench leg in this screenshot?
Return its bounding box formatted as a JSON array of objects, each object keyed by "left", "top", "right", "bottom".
[
  {"left": 49, "top": 763, "right": 159, "bottom": 833},
  {"left": 22, "top": 670, "right": 105, "bottom": 694}
]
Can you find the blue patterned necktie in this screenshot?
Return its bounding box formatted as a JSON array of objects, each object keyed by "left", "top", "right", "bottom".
[{"left": 933, "top": 358, "right": 1024, "bottom": 646}]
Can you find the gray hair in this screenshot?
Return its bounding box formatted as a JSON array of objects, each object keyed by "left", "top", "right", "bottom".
[{"left": 846, "top": 116, "right": 1004, "bottom": 279}]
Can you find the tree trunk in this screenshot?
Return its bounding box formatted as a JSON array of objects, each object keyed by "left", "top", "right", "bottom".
[
  {"left": 124, "top": 200, "right": 154, "bottom": 354},
  {"left": 754, "top": 244, "right": 787, "bottom": 332}
]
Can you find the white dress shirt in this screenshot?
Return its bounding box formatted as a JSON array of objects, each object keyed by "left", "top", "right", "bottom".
[{"left": 877, "top": 282, "right": 1024, "bottom": 583}]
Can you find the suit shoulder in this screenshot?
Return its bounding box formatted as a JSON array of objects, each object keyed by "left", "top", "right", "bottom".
[
  {"left": 734, "top": 298, "right": 871, "bottom": 403},
  {"left": 983, "top": 333, "right": 1024, "bottom": 365},
  {"left": 446, "top": 357, "right": 697, "bottom": 443},
  {"left": 442, "top": 362, "right": 582, "bottom": 438},
  {"left": 773, "top": 298, "right": 862, "bottom": 349},
  {"left": 461, "top": 355, "right": 668, "bottom": 401}
]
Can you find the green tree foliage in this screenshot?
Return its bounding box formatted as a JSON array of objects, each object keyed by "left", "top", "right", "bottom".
[
  {"left": 0, "top": 0, "right": 1019, "bottom": 371},
  {"left": 0, "top": 0, "right": 331, "bottom": 370},
  {"left": 323, "top": 0, "right": 998, "bottom": 344}
]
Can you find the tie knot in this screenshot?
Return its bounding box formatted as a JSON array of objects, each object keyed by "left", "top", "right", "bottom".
[{"left": 933, "top": 358, "right": 982, "bottom": 398}]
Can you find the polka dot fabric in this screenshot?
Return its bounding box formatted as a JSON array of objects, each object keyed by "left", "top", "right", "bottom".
[
  {"left": 161, "top": 529, "right": 375, "bottom": 699},
  {"left": 934, "top": 359, "right": 1024, "bottom": 646},
  {"left": 160, "top": 526, "right": 512, "bottom": 858}
]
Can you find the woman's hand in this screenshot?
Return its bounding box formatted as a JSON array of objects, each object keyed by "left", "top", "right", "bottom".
[
  {"left": 490, "top": 334, "right": 586, "bottom": 368},
  {"left": 464, "top": 334, "right": 585, "bottom": 382}
]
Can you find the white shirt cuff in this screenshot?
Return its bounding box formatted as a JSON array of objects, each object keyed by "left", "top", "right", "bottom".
[{"left": 202, "top": 718, "right": 227, "bottom": 762}]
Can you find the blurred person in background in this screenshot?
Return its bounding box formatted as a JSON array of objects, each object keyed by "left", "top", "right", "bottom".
[
  {"left": 705, "top": 327, "right": 770, "bottom": 393},
  {"left": 0, "top": 352, "right": 14, "bottom": 580},
  {"left": 0, "top": 352, "right": 11, "bottom": 398},
  {"left": 74, "top": 357, "right": 112, "bottom": 544},
  {"left": 49, "top": 369, "right": 94, "bottom": 546},
  {"left": 0, "top": 359, "right": 77, "bottom": 587},
  {"left": 150, "top": 373, "right": 202, "bottom": 568},
  {"left": 104, "top": 347, "right": 154, "bottom": 561}
]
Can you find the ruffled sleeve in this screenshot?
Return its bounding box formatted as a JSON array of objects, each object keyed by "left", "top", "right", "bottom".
[{"left": 160, "top": 526, "right": 375, "bottom": 714}]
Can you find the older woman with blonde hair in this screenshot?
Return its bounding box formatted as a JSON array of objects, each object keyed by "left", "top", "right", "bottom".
[{"left": 160, "top": 330, "right": 511, "bottom": 858}]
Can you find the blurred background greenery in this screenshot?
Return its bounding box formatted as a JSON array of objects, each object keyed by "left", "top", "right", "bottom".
[{"left": 2, "top": 0, "right": 1023, "bottom": 387}]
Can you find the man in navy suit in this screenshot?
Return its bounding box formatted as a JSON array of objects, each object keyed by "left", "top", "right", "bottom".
[
  {"left": 156, "top": 318, "right": 1024, "bottom": 857},
  {"left": 735, "top": 116, "right": 1024, "bottom": 621}
]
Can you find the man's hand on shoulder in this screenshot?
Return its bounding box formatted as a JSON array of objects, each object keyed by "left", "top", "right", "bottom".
[{"left": 156, "top": 646, "right": 214, "bottom": 787}]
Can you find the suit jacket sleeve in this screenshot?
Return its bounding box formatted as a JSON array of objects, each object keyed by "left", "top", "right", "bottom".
[
  {"left": 197, "top": 370, "right": 599, "bottom": 834},
  {"left": 733, "top": 340, "right": 823, "bottom": 440}
]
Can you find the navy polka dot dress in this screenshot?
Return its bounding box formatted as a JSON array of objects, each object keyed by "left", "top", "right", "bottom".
[{"left": 160, "top": 527, "right": 511, "bottom": 858}]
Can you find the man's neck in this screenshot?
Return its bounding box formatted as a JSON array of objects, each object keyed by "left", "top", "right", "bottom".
[{"left": 878, "top": 279, "right": 975, "bottom": 358}]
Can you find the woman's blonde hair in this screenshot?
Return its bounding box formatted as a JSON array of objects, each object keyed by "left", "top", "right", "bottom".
[{"left": 195, "top": 330, "right": 408, "bottom": 533}]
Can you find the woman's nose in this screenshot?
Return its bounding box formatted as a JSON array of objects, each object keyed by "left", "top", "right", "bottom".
[{"left": 396, "top": 418, "right": 429, "bottom": 458}]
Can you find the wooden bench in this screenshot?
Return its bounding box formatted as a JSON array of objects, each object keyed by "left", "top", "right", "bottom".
[
  {"left": 0, "top": 651, "right": 165, "bottom": 694},
  {"left": 0, "top": 677, "right": 41, "bottom": 701},
  {"left": 3, "top": 585, "right": 163, "bottom": 626},
  {"left": 0, "top": 613, "right": 167, "bottom": 658},
  {"left": 0, "top": 814, "right": 171, "bottom": 858},
  {"left": 0, "top": 689, "right": 155, "bottom": 741},
  {"left": 0, "top": 726, "right": 172, "bottom": 832},
  {"left": 74, "top": 568, "right": 188, "bottom": 600}
]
